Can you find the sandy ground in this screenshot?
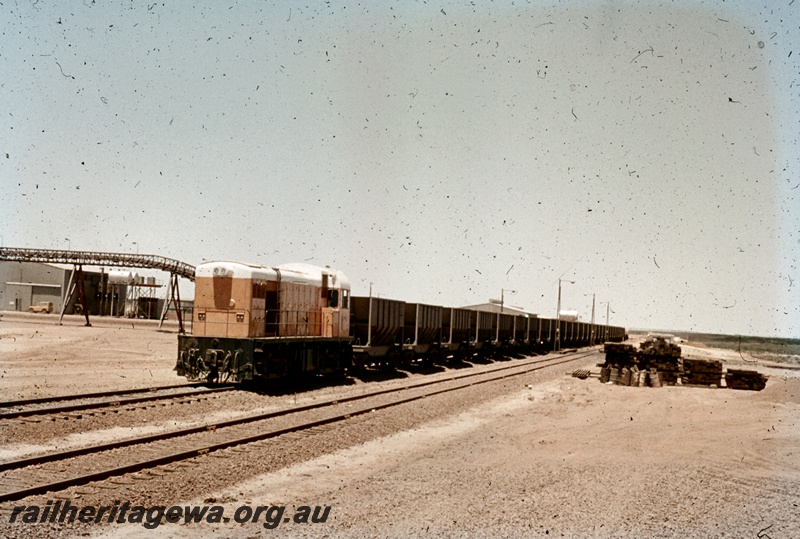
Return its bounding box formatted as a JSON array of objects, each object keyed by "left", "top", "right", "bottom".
[
  {"left": 0, "top": 311, "right": 181, "bottom": 400},
  {"left": 2, "top": 313, "right": 799, "bottom": 538},
  {"left": 99, "top": 374, "right": 800, "bottom": 539}
]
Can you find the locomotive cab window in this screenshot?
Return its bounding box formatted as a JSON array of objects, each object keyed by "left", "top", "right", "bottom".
[
  {"left": 342, "top": 289, "right": 349, "bottom": 309},
  {"left": 327, "top": 289, "right": 339, "bottom": 308}
]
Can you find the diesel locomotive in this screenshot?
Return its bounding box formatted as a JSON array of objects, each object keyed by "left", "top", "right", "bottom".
[{"left": 175, "top": 260, "right": 626, "bottom": 383}]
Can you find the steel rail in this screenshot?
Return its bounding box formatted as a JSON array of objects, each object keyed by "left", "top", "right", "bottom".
[
  {"left": 1, "top": 350, "right": 592, "bottom": 470},
  {"left": 0, "top": 387, "right": 235, "bottom": 420},
  {"left": 0, "top": 350, "right": 597, "bottom": 502},
  {"left": 0, "top": 383, "right": 223, "bottom": 409},
  {"left": 0, "top": 247, "right": 196, "bottom": 281}
]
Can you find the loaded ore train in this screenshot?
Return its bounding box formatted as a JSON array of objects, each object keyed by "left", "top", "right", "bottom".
[{"left": 175, "top": 261, "right": 626, "bottom": 383}]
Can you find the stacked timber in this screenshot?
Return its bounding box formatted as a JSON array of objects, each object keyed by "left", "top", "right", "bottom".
[
  {"left": 599, "top": 337, "right": 768, "bottom": 391},
  {"left": 681, "top": 359, "right": 723, "bottom": 386},
  {"left": 639, "top": 336, "right": 682, "bottom": 358},
  {"left": 725, "top": 369, "right": 768, "bottom": 391},
  {"left": 629, "top": 368, "right": 649, "bottom": 387},
  {"left": 601, "top": 343, "right": 662, "bottom": 388},
  {"left": 603, "top": 343, "right": 637, "bottom": 368},
  {"left": 636, "top": 336, "right": 681, "bottom": 386},
  {"left": 649, "top": 369, "right": 663, "bottom": 388}
]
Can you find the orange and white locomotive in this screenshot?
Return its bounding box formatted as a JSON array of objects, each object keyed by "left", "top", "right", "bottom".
[{"left": 176, "top": 261, "right": 351, "bottom": 382}]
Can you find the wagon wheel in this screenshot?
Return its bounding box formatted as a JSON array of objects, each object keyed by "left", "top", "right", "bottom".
[{"left": 421, "top": 353, "right": 434, "bottom": 367}]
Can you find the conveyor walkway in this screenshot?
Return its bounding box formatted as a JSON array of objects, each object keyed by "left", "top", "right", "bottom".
[
  {"left": 0, "top": 247, "right": 195, "bottom": 280},
  {"left": 0, "top": 247, "right": 194, "bottom": 332}
]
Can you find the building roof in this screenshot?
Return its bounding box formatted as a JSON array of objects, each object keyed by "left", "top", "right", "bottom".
[
  {"left": 47, "top": 263, "right": 119, "bottom": 274},
  {"left": 460, "top": 301, "right": 537, "bottom": 317}
]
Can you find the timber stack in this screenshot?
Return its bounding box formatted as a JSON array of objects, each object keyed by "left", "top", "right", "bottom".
[
  {"left": 639, "top": 336, "right": 681, "bottom": 386},
  {"left": 725, "top": 369, "right": 768, "bottom": 391},
  {"left": 599, "top": 343, "right": 636, "bottom": 384},
  {"left": 638, "top": 336, "right": 682, "bottom": 385},
  {"left": 681, "top": 359, "right": 723, "bottom": 386},
  {"left": 603, "top": 343, "right": 637, "bottom": 367},
  {"left": 601, "top": 337, "right": 682, "bottom": 387},
  {"left": 600, "top": 337, "right": 768, "bottom": 391}
]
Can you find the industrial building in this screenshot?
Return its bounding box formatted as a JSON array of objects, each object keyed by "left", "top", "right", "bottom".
[
  {"left": 461, "top": 299, "right": 538, "bottom": 318},
  {"left": 0, "top": 260, "right": 185, "bottom": 319}
]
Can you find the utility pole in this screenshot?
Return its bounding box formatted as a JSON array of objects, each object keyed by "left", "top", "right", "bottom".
[
  {"left": 555, "top": 281, "right": 561, "bottom": 351},
  {"left": 367, "top": 282, "right": 373, "bottom": 346},
  {"left": 500, "top": 288, "right": 516, "bottom": 313},
  {"left": 555, "top": 278, "right": 575, "bottom": 352}
]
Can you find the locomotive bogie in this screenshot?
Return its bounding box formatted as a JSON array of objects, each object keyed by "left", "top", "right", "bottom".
[
  {"left": 176, "top": 335, "right": 252, "bottom": 383},
  {"left": 177, "top": 334, "right": 352, "bottom": 383}
]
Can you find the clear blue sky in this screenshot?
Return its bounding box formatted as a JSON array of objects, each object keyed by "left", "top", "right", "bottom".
[{"left": 1, "top": 1, "right": 798, "bottom": 338}]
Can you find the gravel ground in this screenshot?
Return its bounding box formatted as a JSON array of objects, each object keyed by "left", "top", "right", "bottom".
[
  {"left": 1, "top": 314, "right": 799, "bottom": 538},
  {"left": 2, "top": 390, "right": 273, "bottom": 461},
  {"left": 1, "top": 354, "right": 585, "bottom": 500},
  {"left": 0, "top": 312, "right": 180, "bottom": 400}
]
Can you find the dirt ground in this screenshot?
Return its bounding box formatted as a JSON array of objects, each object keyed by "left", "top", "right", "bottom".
[
  {"left": 112, "top": 371, "right": 800, "bottom": 539},
  {"left": 1, "top": 313, "right": 799, "bottom": 538},
  {"left": 0, "top": 312, "right": 181, "bottom": 400}
]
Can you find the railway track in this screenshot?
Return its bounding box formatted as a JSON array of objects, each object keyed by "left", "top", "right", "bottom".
[
  {"left": 0, "top": 349, "right": 599, "bottom": 503},
  {"left": 0, "top": 384, "right": 235, "bottom": 420}
]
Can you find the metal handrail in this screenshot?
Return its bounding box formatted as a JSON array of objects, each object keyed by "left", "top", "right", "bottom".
[
  {"left": 265, "top": 308, "right": 327, "bottom": 337},
  {"left": 193, "top": 307, "right": 330, "bottom": 339}
]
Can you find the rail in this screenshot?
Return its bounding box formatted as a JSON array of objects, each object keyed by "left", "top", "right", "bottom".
[
  {"left": 0, "top": 382, "right": 218, "bottom": 408},
  {"left": 0, "top": 349, "right": 598, "bottom": 502},
  {"left": 0, "top": 247, "right": 196, "bottom": 281},
  {"left": 0, "top": 385, "right": 234, "bottom": 420}
]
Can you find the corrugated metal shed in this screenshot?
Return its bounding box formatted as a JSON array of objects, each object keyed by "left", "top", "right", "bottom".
[{"left": 460, "top": 301, "right": 537, "bottom": 317}]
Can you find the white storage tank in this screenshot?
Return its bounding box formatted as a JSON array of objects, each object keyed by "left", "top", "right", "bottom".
[{"left": 108, "top": 270, "right": 139, "bottom": 285}]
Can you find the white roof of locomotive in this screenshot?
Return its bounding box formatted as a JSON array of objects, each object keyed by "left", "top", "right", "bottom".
[
  {"left": 195, "top": 261, "right": 350, "bottom": 289},
  {"left": 277, "top": 262, "right": 350, "bottom": 289}
]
